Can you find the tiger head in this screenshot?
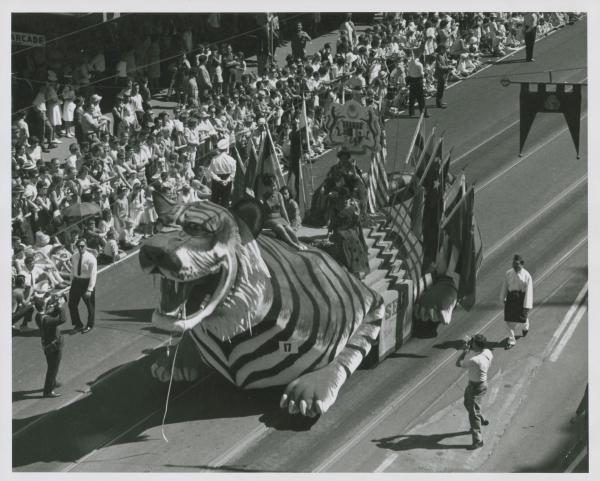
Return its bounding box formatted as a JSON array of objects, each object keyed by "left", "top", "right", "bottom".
[{"left": 139, "top": 192, "right": 271, "bottom": 340}]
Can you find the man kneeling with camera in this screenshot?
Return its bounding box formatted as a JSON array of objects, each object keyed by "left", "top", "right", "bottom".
[{"left": 456, "top": 334, "right": 493, "bottom": 450}]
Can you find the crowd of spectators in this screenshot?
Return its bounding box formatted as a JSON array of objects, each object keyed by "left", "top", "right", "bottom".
[{"left": 11, "top": 11, "right": 578, "bottom": 329}]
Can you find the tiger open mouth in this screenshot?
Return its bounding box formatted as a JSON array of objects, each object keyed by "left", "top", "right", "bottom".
[{"left": 147, "top": 255, "right": 236, "bottom": 333}]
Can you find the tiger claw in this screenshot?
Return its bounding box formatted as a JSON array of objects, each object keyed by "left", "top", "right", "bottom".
[
  {"left": 315, "top": 400, "right": 324, "bottom": 415},
  {"left": 299, "top": 400, "right": 308, "bottom": 416},
  {"left": 280, "top": 393, "right": 288, "bottom": 409},
  {"left": 288, "top": 400, "right": 299, "bottom": 415}
]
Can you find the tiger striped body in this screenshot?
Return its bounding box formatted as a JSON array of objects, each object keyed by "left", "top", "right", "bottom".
[
  {"left": 140, "top": 196, "right": 385, "bottom": 416},
  {"left": 190, "top": 235, "right": 383, "bottom": 389}
]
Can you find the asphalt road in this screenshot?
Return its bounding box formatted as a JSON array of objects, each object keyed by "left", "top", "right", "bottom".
[{"left": 12, "top": 18, "right": 588, "bottom": 473}]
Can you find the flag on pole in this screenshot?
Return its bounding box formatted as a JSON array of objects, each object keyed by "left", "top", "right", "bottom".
[
  {"left": 421, "top": 137, "right": 444, "bottom": 271},
  {"left": 367, "top": 141, "right": 390, "bottom": 212},
  {"left": 442, "top": 186, "right": 482, "bottom": 310},
  {"left": 519, "top": 82, "right": 582, "bottom": 156},
  {"left": 248, "top": 126, "right": 286, "bottom": 198},
  {"left": 404, "top": 112, "right": 426, "bottom": 168}
]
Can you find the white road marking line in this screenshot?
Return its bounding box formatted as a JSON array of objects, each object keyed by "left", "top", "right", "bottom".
[
  {"left": 208, "top": 424, "right": 271, "bottom": 467},
  {"left": 565, "top": 445, "right": 588, "bottom": 473},
  {"left": 374, "top": 452, "right": 398, "bottom": 473},
  {"left": 313, "top": 236, "right": 586, "bottom": 472},
  {"left": 451, "top": 120, "right": 519, "bottom": 165},
  {"left": 482, "top": 176, "right": 587, "bottom": 260},
  {"left": 544, "top": 282, "right": 588, "bottom": 358},
  {"left": 475, "top": 113, "right": 588, "bottom": 193},
  {"left": 549, "top": 303, "right": 587, "bottom": 363}
]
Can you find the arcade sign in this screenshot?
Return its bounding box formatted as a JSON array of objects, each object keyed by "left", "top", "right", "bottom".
[{"left": 12, "top": 32, "right": 46, "bottom": 47}]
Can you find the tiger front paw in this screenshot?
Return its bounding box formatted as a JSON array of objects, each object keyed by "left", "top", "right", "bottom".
[{"left": 279, "top": 365, "right": 347, "bottom": 417}]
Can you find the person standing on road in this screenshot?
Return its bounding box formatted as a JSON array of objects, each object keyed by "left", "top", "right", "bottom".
[
  {"left": 456, "top": 334, "right": 493, "bottom": 450},
  {"left": 406, "top": 50, "right": 429, "bottom": 118},
  {"left": 68, "top": 237, "right": 97, "bottom": 334},
  {"left": 500, "top": 254, "right": 533, "bottom": 349},
  {"left": 434, "top": 44, "right": 453, "bottom": 108},
  {"left": 523, "top": 12, "right": 538, "bottom": 62},
  {"left": 291, "top": 23, "right": 312, "bottom": 61},
  {"left": 33, "top": 282, "right": 67, "bottom": 398}
]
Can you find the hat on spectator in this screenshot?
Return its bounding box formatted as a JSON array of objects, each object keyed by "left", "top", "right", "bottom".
[
  {"left": 257, "top": 117, "right": 267, "bottom": 126},
  {"left": 199, "top": 110, "right": 210, "bottom": 118},
  {"left": 132, "top": 179, "right": 142, "bottom": 188},
  {"left": 217, "top": 139, "right": 229, "bottom": 151},
  {"left": 35, "top": 231, "right": 51, "bottom": 248},
  {"left": 47, "top": 70, "right": 58, "bottom": 82},
  {"left": 91, "top": 94, "right": 102, "bottom": 102}
]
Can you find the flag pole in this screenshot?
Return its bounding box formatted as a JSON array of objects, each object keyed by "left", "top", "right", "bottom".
[
  {"left": 404, "top": 111, "right": 424, "bottom": 167},
  {"left": 417, "top": 136, "right": 443, "bottom": 187},
  {"left": 441, "top": 185, "right": 474, "bottom": 230}
]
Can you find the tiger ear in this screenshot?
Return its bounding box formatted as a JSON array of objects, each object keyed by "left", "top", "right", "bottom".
[
  {"left": 232, "top": 198, "right": 263, "bottom": 243},
  {"left": 152, "top": 190, "right": 180, "bottom": 225}
]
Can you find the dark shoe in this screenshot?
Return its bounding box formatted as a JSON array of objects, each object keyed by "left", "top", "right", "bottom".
[
  {"left": 527, "top": 58, "right": 535, "bottom": 62},
  {"left": 505, "top": 343, "right": 515, "bottom": 350},
  {"left": 522, "top": 329, "right": 529, "bottom": 337},
  {"left": 437, "top": 102, "right": 447, "bottom": 108},
  {"left": 82, "top": 326, "right": 93, "bottom": 334},
  {"left": 43, "top": 391, "right": 62, "bottom": 398},
  {"left": 42, "top": 148, "right": 51, "bottom": 153},
  {"left": 72, "top": 325, "right": 84, "bottom": 333},
  {"left": 468, "top": 440, "right": 484, "bottom": 450},
  {"left": 481, "top": 418, "right": 489, "bottom": 426}
]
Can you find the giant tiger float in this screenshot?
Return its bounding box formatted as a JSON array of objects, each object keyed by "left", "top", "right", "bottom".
[{"left": 139, "top": 100, "right": 481, "bottom": 418}]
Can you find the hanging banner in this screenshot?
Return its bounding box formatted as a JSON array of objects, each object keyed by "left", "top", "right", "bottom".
[
  {"left": 324, "top": 99, "right": 382, "bottom": 154},
  {"left": 12, "top": 32, "right": 46, "bottom": 47},
  {"left": 520, "top": 82, "right": 582, "bottom": 156}
]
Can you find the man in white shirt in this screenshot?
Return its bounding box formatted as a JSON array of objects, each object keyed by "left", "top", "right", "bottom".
[
  {"left": 208, "top": 139, "right": 237, "bottom": 207},
  {"left": 68, "top": 237, "right": 97, "bottom": 333},
  {"left": 500, "top": 254, "right": 533, "bottom": 349},
  {"left": 406, "top": 50, "right": 429, "bottom": 118},
  {"left": 457, "top": 334, "right": 493, "bottom": 450}
]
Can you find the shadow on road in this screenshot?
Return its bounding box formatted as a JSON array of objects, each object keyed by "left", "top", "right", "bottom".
[
  {"left": 11, "top": 335, "right": 302, "bottom": 469},
  {"left": 372, "top": 430, "right": 473, "bottom": 451},
  {"left": 101, "top": 308, "right": 156, "bottom": 323}
]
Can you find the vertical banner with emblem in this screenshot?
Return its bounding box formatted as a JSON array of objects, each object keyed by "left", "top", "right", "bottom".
[{"left": 519, "top": 82, "right": 582, "bottom": 156}]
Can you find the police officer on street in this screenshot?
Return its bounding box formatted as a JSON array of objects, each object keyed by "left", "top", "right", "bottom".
[
  {"left": 406, "top": 50, "right": 429, "bottom": 118},
  {"left": 500, "top": 254, "right": 533, "bottom": 349},
  {"left": 33, "top": 282, "right": 67, "bottom": 398},
  {"left": 208, "top": 138, "right": 237, "bottom": 207},
  {"left": 434, "top": 44, "right": 453, "bottom": 108},
  {"left": 456, "top": 334, "right": 493, "bottom": 450}
]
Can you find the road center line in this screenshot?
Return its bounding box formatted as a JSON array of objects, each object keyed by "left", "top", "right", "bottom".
[
  {"left": 544, "top": 282, "right": 588, "bottom": 358},
  {"left": 482, "top": 175, "right": 587, "bottom": 260},
  {"left": 313, "top": 236, "right": 586, "bottom": 472},
  {"left": 549, "top": 303, "right": 587, "bottom": 363},
  {"left": 475, "top": 113, "right": 588, "bottom": 193}
]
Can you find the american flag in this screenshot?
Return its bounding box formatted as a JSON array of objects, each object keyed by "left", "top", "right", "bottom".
[{"left": 367, "top": 145, "right": 390, "bottom": 213}]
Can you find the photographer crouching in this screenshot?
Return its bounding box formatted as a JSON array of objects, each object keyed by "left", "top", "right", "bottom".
[
  {"left": 456, "top": 334, "right": 493, "bottom": 450},
  {"left": 32, "top": 282, "right": 67, "bottom": 398}
]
